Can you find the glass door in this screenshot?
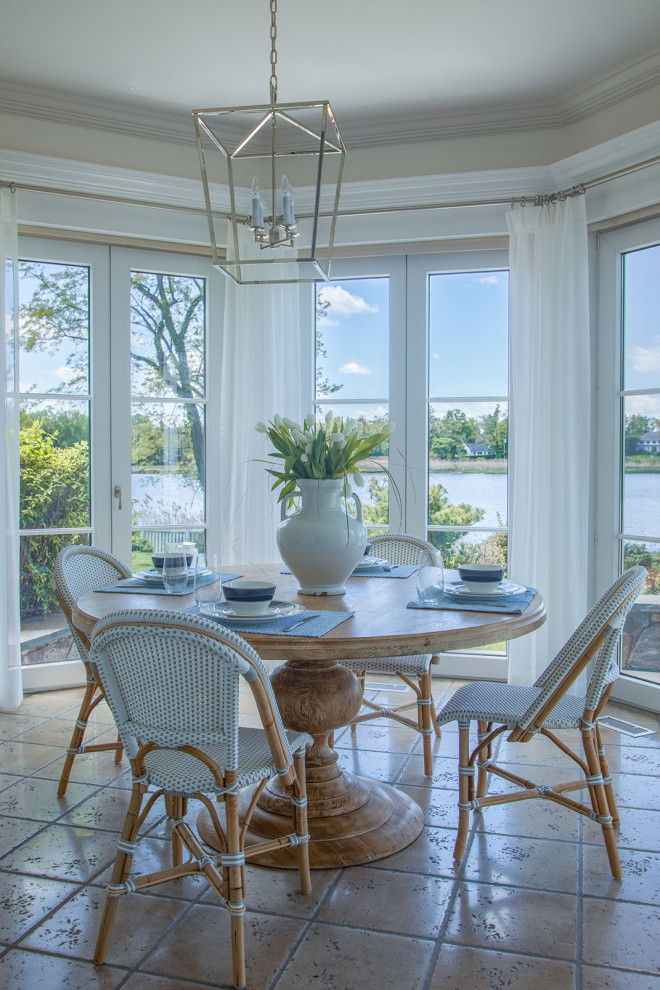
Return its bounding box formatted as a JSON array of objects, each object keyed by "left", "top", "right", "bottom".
[
  {"left": 17, "top": 241, "right": 222, "bottom": 691},
  {"left": 109, "top": 249, "right": 222, "bottom": 572},
  {"left": 598, "top": 219, "right": 660, "bottom": 712}
]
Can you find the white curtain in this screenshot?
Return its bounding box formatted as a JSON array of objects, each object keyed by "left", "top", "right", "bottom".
[
  {"left": 219, "top": 227, "right": 304, "bottom": 565},
  {"left": 507, "top": 196, "right": 591, "bottom": 684},
  {"left": 0, "top": 188, "right": 22, "bottom": 709}
]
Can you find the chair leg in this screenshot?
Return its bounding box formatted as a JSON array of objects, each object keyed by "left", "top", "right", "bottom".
[
  {"left": 167, "top": 795, "right": 186, "bottom": 867},
  {"left": 114, "top": 731, "right": 124, "bottom": 764},
  {"left": 292, "top": 750, "right": 311, "bottom": 894},
  {"left": 582, "top": 724, "right": 622, "bottom": 880},
  {"left": 225, "top": 792, "right": 246, "bottom": 990},
  {"left": 453, "top": 720, "right": 472, "bottom": 862},
  {"left": 94, "top": 784, "right": 145, "bottom": 963},
  {"left": 596, "top": 722, "right": 620, "bottom": 827},
  {"left": 57, "top": 676, "right": 98, "bottom": 796},
  {"left": 418, "top": 670, "right": 434, "bottom": 776},
  {"left": 476, "top": 720, "right": 489, "bottom": 798}
]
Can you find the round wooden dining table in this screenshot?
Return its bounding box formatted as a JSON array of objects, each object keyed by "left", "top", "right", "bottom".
[{"left": 73, "top": 563, "right": 546, "bottom": 869}]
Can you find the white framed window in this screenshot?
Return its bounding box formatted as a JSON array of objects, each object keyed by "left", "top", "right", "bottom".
[
  {"left": 316, "top": 249, "right": 510, "bottom": 678},
  {"left": 597, "top": 218, "right": 660, "bottom": 712}
]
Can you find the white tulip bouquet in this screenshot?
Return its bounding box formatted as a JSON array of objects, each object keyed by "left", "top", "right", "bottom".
[{"left": 256, "top": 411, "right": 395, "bottom": 501}]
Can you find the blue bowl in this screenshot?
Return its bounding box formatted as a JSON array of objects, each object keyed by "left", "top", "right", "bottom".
[
  {"left": 222, "top": 579, "right": 276, "bottom": 616},
  {"left": 458, "top": 564, "right": 504, "bottom": 594}
]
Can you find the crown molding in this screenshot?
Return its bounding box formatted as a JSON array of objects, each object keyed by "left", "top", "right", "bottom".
[{"left": 1, "top": 48, "right": 659, "bottom": 150}]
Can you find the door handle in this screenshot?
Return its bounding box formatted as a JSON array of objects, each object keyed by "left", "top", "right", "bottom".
[{"left": 113, "top": 485, "right": 123, "bottom": 510}]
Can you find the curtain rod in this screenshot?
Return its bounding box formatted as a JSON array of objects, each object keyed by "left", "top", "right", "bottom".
[{"left": 2, "top": 152, "right": 660, "bottom": 220}]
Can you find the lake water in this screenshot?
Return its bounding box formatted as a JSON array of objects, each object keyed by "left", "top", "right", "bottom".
[{"left": 131, "top": 470, "right": 660, "bottom": 540}]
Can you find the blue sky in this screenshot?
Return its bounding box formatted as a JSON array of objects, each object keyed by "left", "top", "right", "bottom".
[
  {"left": 316, "top": 271, "right": 509, "bottom": 408},
  {"left": 624, "top": 243, "right": 660, "bottom": 419}
]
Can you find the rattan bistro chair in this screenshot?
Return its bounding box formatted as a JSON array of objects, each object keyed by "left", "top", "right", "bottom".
[
  {"left": 437, "top": 566, "right": 647, "bottom": 879},
  {"left": 339, "top": 532, "right": 443, "bottom": 775},
  {"left": 89, "top": 608, "right": 313, "bottom": 990},
  {"left": 53, "top": 545, "right": 132, "bottom": 795}
]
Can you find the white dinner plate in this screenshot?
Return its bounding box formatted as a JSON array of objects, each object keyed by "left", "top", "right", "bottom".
[
  {"left": 201, "top": 601, "right": 305, "bottom": 622},
  {"left": 353, "top": 556, "right": 387, "bottom": 573},
  {"left": 444, "top": 580, "right": 527, "bottom": 601},
  {"left": 136, "top": 567, "right": 210, "bottom": 585}
]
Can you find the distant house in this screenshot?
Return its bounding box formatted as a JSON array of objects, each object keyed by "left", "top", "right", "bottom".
[
  {"left": 636, "top": 431, "right": 660, "bottom": 453},
  {"left": 463, "top": 440, "right": 493, "bottom": 457}
]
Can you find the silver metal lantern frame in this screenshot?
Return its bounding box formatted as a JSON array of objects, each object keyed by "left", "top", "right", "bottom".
[{"left": 192, "top": 1, "right": 345, "bottom": 285}]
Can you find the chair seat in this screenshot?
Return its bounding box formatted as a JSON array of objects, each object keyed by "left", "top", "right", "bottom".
[
  {"left": 436, "top": 681, "right": 585, "bottom": 731},
  {"left": 340, "top": 653, "right": 432, "bottom": 676},
  {"left": 142, "top": 727, "right": 312, "bottom": 794}
]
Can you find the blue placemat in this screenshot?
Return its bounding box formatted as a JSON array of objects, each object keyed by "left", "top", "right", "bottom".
[
  {"left": 97, "top": 571, "right": 243, "bottom": 597},
  {"left": 407, "top": 587, "right": 538, "bottom": 615},
  {"left": 182, "top": 604, "right": 354, "bottom": 637},
  {"left": 353, "top": 563, "right": 418, "bottom": 578},
  {"left": 281, "top": 564, "right": 418, "bottom": 579}
]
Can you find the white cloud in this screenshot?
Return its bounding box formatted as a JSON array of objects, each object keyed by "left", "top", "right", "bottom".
[
  {"left": 478, "top": 274, "right": 500, "bottom": 285},
  {"left": 432, "top": 352, "right": 440, "bottom": 359},
  {"left": 625, "top": 394, "right": 660, "bottom": 418},
  {"left": 317, "top": 284, "right": 379, "bottom": 318},
  {"left": 629, "top": 340, "right": 660, "bottom": 374},
  {"left": 339, "top": 361, "right": 373, "bottom": 376},
  {"left": 54, "top": 366, "right": 76, "bottom": 382}
]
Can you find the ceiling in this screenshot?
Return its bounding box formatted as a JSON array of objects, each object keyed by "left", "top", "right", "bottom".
[{"left": 2, "top": 0, "right": 660, "bottom": 149}]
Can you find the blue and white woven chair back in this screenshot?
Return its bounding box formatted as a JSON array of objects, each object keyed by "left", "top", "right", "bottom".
[
  {"left": 368, "top": 533, "right": 439, "bottom": 567},
  {"left": 90, "top": 608, "right": 291, "bottom": 773},
  {"left": 519, "top": 566, "right": 647, "bottom": 732},
  {"left": 54, "top": 545, "right": 132, "bottom": 659}
]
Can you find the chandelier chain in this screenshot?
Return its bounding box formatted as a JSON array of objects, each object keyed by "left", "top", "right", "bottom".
[{"left": 269, "top": 0, "right": 278, "bottom": 106}]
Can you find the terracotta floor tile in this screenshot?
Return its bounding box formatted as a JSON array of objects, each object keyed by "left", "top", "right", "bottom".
[
  {"left": 582, "top": 845, "right": 660, "bottom": 904},
  {"left": 199, "top": 862, "right": 339, "bottom": 918},
  {"left": 474, "top": 794, "right": 580, "bottom": 842},
  {"left": 1, "top": 823, "right": 119, "bottom": 882},
  {"left": 444, "top": 881, "right": 577, "bottom": 959},
  {"left": 16, "top": 718, "right": 107, "bottom": 748},
  {"left": 397, "top": 754, "right": 461, "bottom": 788},
  {"left": 0, "top": 776, "right": 101, "bottom": 823},
  {"left": 20, "top": 885, "right": 189, "bottom": 968},
  {"left": 334, "top": 721, "right": 422, "bottom": 755},
  {"left": 122, "top": 973, "right": 217, "bottom": 990},
  {"left": 279, "top": 922, "right": 435, "bottom": 989},
  {"left": 141, "top": 903, "right": 305, "bottom": 987},
  {"left": 0, "top": 871, "right": 79, "bottom": 943},
  {"left": 462, "top": 832, "right": 579, "bottom": 893},
  {"left": 62, "top": 785, "right": 165, "bottom": 833},
  {"left": 93, "top": 835, "right": 209, "bottom": 902},
  {"left": 369, "top": 825, "right": 460, "bottom": 878},
  {"left": 582, "top": 964, "right": 660, "bottom": 989},
  {"left": 316, "top": 866, "right": 453, "bottom": 937},
  {"left": 0, "top": 740, "right": 63, "bottom": 775},
  {"left": 336, "top": 747, "right": 408, "bottom": 783},
  {"left": 582, "top": 898, "right": 660, "bottom": 972},
  {"left": 0, "top": 815, "right": 44, "bottom": 857},
  {"left": 0, "top": 713, "right": 48, "bottom": 740},
  {"left": 583, "top": 806, "right": 660, "bottom": 852},
  {"left": 428, "top": 944, "right": 576, "bottom": 989},
  {"left": 33, "top": 753, "right": 128, "bottom": 788},
  {"left": 395, "top": 784, "right": 458, "bottom": 828},
  {"left": 0, "top": 949, "right": 126, "bottom": 989},
  {"left": 610, "top": 772, "right": 660, "bottom": 811}
]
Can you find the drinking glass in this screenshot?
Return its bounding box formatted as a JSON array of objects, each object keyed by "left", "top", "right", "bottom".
[
  {"left": 194, "top": 553, "right": 222, "bottom": 611},
  {"left": 162, "top": 551, "right": 189, "bottom": 594},
  {"left": 416, "top": 564, "right": 445, "bottom": 605}
]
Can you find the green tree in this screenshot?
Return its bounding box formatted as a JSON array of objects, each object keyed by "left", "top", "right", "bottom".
[
  {"left": 20, "top": 423, "right": 90, "bottom": 617},
  {"left": 20, "top": 264, "right": 206, "bottom": 485},
  {"left": 428, "top": 408, "right": 478, "bottom": 460},
  {"left": 478, "top": 405, "right": 508, "bottom": 458},
  {"left": 625, "top": 414, "right": 656, "bottom": 455}
]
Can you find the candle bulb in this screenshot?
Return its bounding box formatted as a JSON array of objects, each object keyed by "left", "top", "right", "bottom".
[
  {"left": 282, "top": 175, "right": 295, "bottom": 226},
  {"left": 251, "top": 177, "right": 264, "bottom": 228}
]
